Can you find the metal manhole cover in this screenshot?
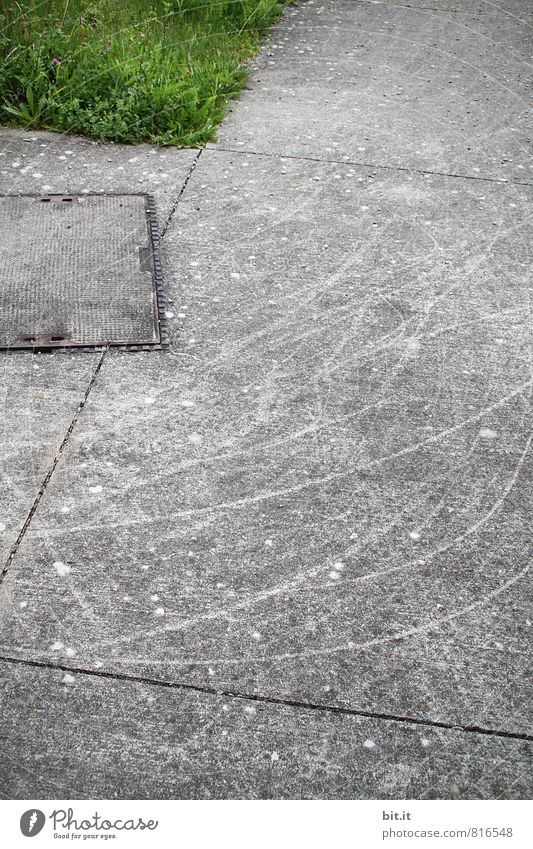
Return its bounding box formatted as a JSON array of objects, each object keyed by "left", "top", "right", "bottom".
[{"left": 0, "top": 193, "right": 167, "bottom": 351}]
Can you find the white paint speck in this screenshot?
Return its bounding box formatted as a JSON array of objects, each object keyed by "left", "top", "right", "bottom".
[
  {"left": 421, "top": 738, "right": 430, "bottom": 748},
  {"left": 65, "top": 647, "right": 76, "bottom": 657},
  {"left": 54, "top": 560, "right": 71, "bottom": 577},
  {"left": 271, "top": 751, "right": 280, "bottom": 762},
  {"left": 329, "top": 571, "right": 341, "bottom": 580},
  {"left": 150, "top": 594, "right": 159, "bottom": 602},
  {"left": 62, "top": 673, "right": 75, "bottom": 685},
  {"left": 252, "top": 631, "right": 262, "bottom": 641},
  {"left": 244, "top": 705, "right": 256, "bottom": 715},
  {"left": 164, "top": 311, "right": 175, "bottom": 319},
  {"left": 144, "top": 397, "right": 156, "bottom": 405},
  {"left": 264, "top": 538, "right": 273, "bottom": 547},
  {"left": 0, "top": 522, "right": 5, "bottom": 532},
  {"left": 60, "top": 507, "right": 70, "bottom": 514},
  {"left": 154, "top": 607, "right": 165, "bottom": 616},
  {"left": 50, "top": 641, "right": 64, "bottom": 652},
  {"left": 180, "top": 399, "right": 195, "bottom": 408},
  {"left": 19, "top": 601, "right": 28, "bottom": 609},
  {"left": 208, "top": 667, "right": 215, "bottom": 676},
  {"left": 479, "top": 427, "right": 498, "bottom": 440},
  {"left": 409, "top": 531, "right": 420, "bottom": 540},
  {"left": 89, "top": 485, "right": 102, "bottom": 494},
  {"left": 332, "top": 561, "right": 345, "bottom": 571},
  {"left": 363, "top": 739, "right": 376, "bottom": 749},
  {"left": 188, "top": 432, "right": 202, "bottom": 445}
]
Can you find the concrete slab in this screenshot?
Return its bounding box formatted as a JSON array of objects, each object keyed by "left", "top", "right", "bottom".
[
  {"left": 0, "top": 355, "right": 100, "bottom": 563},
  {"left": 0, "top": 152, "right": 530, "bottom": 737},
  {"left": 378, "top": 0, "right": 532, "bottom": 18},
  {"left": 1, "top": 660, "right": 531, "bottom": 799},
  {"left": 215, "top": 0, "right": 533, "bottom": 182},
  {"left": 0, "top": 129, "right": 198, "bottom": 229},
  {"left": 390, "top": 0, "right": 532, "bottom": 18}
]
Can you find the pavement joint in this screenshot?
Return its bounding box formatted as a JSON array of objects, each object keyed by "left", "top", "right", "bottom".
[
  {"left": 160, "top": 149, "right": 203, "bottom": 238},
  {"left": 1, "top": 654, "right": 531, "bottom": 745},
  {"left": 210, "top": 146, "right": 533, "bottom": 187}
]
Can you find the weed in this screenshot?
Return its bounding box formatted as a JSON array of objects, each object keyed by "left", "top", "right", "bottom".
[{"left": 0, "top": 0, "right": 290, "bottom": 145}]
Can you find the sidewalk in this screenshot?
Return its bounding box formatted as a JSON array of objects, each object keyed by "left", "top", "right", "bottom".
[{"left": 0, "top": 0, "right": 531, "bottom": 799}]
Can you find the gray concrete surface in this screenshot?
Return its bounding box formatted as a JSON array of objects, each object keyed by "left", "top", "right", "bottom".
[
  {"left": 216, "top": 0, "right": 533, "bottom": 181},
  {"left": 0, "top": 131, "right": 198, "bottom": 229},
  {"left": 0, "top": 0, "right": 532, "bottom": 799},
  {"left": 0, "top": 355, "right": 101, "bottom": 563},
  {"left": 2, "top": 659, "right": 532, "bottom": 800}
]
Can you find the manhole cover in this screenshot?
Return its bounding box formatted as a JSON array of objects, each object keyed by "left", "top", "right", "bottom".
[{"left": 0, "top": 193, "right": 167, "bottom": 351}]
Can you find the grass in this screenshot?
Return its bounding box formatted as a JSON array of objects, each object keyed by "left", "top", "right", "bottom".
[{"left": 0, "top": 0, "right": 289, "bottom": 146}]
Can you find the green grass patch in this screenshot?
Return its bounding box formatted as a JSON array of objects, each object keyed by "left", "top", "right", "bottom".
[{"left": 0, "top": 0, "right": 289, "bottom": 146}]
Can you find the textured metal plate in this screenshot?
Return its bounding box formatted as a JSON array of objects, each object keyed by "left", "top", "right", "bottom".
[{"left": 0, "top": 193, "right": 167, "bottom": 351}]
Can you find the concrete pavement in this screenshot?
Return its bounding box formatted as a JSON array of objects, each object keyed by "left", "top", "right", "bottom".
[{"left": 0, "top": 0, "right": 531, "bottom": 798}]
